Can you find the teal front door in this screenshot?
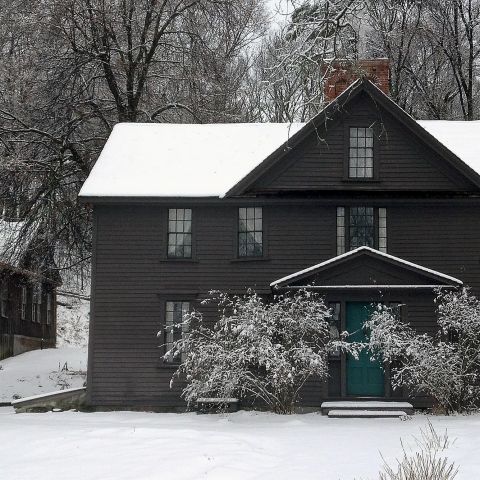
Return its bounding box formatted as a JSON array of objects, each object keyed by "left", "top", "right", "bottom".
[{"left": 346, "top": 302, "right": 384, "bottom": 396}]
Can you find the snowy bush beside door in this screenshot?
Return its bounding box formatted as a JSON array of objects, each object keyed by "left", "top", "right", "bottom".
[
  {"left": 366, "top": 287, "right": 480, "bottom": 414},
  {"left": 163, "top": 289, "right": 360, "bottom": 414}
]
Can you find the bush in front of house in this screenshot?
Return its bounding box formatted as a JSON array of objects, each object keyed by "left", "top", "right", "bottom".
[
  {"left": 165, "top": 289, "right": 361, "bottom": 414},
  {"left": 366, "top": 287, "right": 480, "bottom": 414}
]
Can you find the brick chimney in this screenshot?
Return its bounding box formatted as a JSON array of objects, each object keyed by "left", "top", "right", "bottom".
[{"left": 323, "top": 59, "right": 390, "bottom": 103}]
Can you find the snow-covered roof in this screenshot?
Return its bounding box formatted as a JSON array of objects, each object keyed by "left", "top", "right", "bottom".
[
  {"left": 270, "top": 246, "right": 464, "bottom": 288},
  {"left": 417, "top": 120, "right": 480, "bottom": 177},
  {"left": 79, "top": 122, "right": 304, "bottom": 198},
  {"left": 79, "top": 118, "right": 480, "bottom": 199}
]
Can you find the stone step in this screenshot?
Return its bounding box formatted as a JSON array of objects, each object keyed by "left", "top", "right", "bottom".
[
  {"left": 321, "top": 401, "right": 414, "bottom": 415},
  {"left": 328, "top": 409, "right": 409, "bottom": 419}
]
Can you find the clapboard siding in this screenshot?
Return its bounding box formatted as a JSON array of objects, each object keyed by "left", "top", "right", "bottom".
[
  {"left": 88, "top": 200, "right": 480, "bottom": 408},
  {"left": 252, "top": 93, "right": 475, "bottom": 193}
]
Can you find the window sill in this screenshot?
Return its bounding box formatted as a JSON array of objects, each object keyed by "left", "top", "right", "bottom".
[
  {"left": 230, "top": 256, "right": 271, "bottom": 263},
  {"left": 341, "top": 178, "right": 381, "bottom": 184},
  {"left": 159, "top": 258, "right": 199, "bottom": 264}
]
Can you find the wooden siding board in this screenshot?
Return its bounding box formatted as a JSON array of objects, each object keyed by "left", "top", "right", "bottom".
[
  {"left": 88, "top": 201, "right": 480, "bottom": 408},
  {"left": 252, "top": 93, "right": 475, "bottom": 193}
]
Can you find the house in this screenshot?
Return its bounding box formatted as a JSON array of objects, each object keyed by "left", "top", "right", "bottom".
[
  {"left": 0, "top": 221, "right": 57, "bottom": 359},
  {"left": 79, "top": 62, "right": 480, "bottom": 410}
]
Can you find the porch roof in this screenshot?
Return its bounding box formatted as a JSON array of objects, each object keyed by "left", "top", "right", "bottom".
[{"left": 270, "top": 246, "right": 464, "bottom": 289}]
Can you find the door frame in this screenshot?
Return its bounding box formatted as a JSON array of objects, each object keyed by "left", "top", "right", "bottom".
[{"left": 325, "top": 293, "right": 397, "bottom": 399}]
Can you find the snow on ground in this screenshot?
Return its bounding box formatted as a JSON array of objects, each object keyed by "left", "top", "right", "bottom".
[
  {"left": 0, "top": 408, "right": 478, "bottom": 480},
  {"left": 56, "top": 293, "right": 90, "bottom": 348},
  {"left": 0, "top": 347, "right": 87, "bottom": 403}
]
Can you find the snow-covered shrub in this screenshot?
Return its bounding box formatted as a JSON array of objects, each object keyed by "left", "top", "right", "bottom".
[
  {"left": 366, "top": 288, "right": 480, "bottom": 414},
  {"left": 165, "top": 289, "right": 360, "bottom": 414},
  {"left": 379, "top": 421, "right": 458, "bottom": 480}
]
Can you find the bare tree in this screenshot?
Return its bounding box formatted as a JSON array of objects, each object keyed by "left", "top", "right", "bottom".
[
  {"left": 423, "top": 0, "right": 480, "bottom": 120},
  {"left": 0, "top": 0, "right": 267, "bottom": 278}
]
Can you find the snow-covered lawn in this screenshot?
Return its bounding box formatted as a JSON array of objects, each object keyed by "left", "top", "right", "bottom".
[
  {"left": 1, "top": 408, "right": 479, "bottom": 480},
  {"left": 0, "top": 347, "right": 87, "bottom": 403}
]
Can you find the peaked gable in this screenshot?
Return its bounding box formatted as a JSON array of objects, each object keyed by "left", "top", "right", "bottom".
[
  {"left": 226, "top": 80, "right": 480, "bottom": 197},
  {"left": 271, "top": 247, "right": 463, "bottom": 289}
]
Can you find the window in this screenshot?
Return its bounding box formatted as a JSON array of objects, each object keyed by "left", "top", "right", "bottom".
[
  {"left": 389, "top": 302, "right": 403, "bottom": 321},
  {"left": 46, "top": 293, "right": 53, "bottom": 325},
  {"left": 336, "top": 206, "right": 387, "bottom": 254},
  {"left": 32, "top": 284, "right": 42, "bottom": 323},
  {"left": 21, "top": 286, "right": 27, "bottom": 321},
  {"left": 349, "top": 206, "right": 375, "bottom": 249},
  {"left": 164, "top": 301, "right": 190, "bottom": 363},
  {"left": 328, "top": 302, "right": 341, "bottom": 357},
  {"left": 238, "top": 207, "right": 263, "bottom": 257},
  {"left": 0, "top": 283, "right": 7, "bottom": 318},
  {"left": 167, "top": 208, "right": 192, "bottom": 258},
  {"left": 349, "top": 127, "right": 374, "bottom": 178}
]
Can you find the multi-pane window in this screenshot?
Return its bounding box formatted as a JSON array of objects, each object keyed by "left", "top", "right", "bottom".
[
  {"left": 32, "top": 285, "right": 42, "bottom": 323},
  {"left": 168, "top": 208, "right": 192, "bottom": 258},
  {"left": 336, "top": 207, "right": 346, "bottom": 255},
  {"left": 0, "top": 284, "right": 7, "bottom": 318},
  {"left": 46, "top": 293, "right": 53, "bottom": 325},
  {"left": 328, "top": 302, "right": 341, "bottom": 357},
  {"left": 389, "top": 302, "right": 403, "bottom": 320},
  {"left": 336, "top": 206, "right": 387, "bottom": 254},
  {"left": 349, "top": 127, "right": 374, "bottom": 178},
  {"left": 349, "top": 206, "right": 375, "bottom": 249},
  {"left": 379, "top": 208, "right": 387, "bottom": 252},
  {"left": 238, "top": 207, "right": 263, "bottom": 257},
  {"left": 21, "top": 286, "right": 27, "bottom": 321},
  {"left": 164, "top": 301, "right": 190, "bottom": 363}
]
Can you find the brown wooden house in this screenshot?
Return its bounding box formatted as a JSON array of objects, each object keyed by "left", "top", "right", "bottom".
[
  {"left": 79, "top": 66, "right": 480, "bottom": 409},
  {"left": 0, "top": 223, "right": 57, "bottom": 359}
]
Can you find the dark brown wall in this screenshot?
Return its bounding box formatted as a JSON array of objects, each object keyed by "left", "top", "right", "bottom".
[
  {"left": 252, "top": 92, "right": 476, "bottom": 193},
  {"left": 0, "top": 273, "right": 56, "bottom": 359},
  {"left": 87, "top": 201, "right": 480, "bottom": 407}
]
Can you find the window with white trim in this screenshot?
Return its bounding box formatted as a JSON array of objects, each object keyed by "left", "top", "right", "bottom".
[
  {"left": 21, "top": 286, "right": 27, "bottom": 321},
  {"left": 336, "top": 206, "right": 387, "bottom": 254},
  {"left": 164, "top": 301, "right": 190, "bottom": 363},
  {"left": 349, "top": 127, "right": 374, "bottom": 178},
  {"left": 167, "top": 208, "right": 192, "bottom": 258}
]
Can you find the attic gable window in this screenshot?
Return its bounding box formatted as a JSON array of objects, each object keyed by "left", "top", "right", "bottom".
[
  {"left": 349, "top": 127, "right": 374, "bottom": 178},
  {"left": 168, "top": 208, "right": 192, "bottom": 258},
  {"left": 238, "top": 207, "right": 263, "bottom": 257}
]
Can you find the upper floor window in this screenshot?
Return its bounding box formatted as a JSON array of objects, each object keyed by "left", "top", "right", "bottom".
[
  {"left": 168, "top": 208, "right": 192, "bottom": 258},
  {"left": 349, "top": 206, "right": 375, "bottom": 249},
  {"left": 164, "top": 300, "right": 190, "bottom": 363},
  {"left": 337, "top": 206, "right": 387, "bottom": 254},
  {"left": 349, "top": 127, "right": 374, "bottom": 178},
  {"left": 238, "top": 207, "right": 263, "bottom": 257}
]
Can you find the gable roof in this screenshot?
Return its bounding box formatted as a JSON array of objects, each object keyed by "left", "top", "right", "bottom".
[
  {"left": 270, "top": 246, "right": 463, "bottom": 289},
  {"left": 78, "top": 122, "right": 304, "bottom": 198},
  {"left": 79, "top": 79, "right": 480, "bottom": 200},
  {"left": 226, "top": 79, "right": 480, "bottom": 196}
]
